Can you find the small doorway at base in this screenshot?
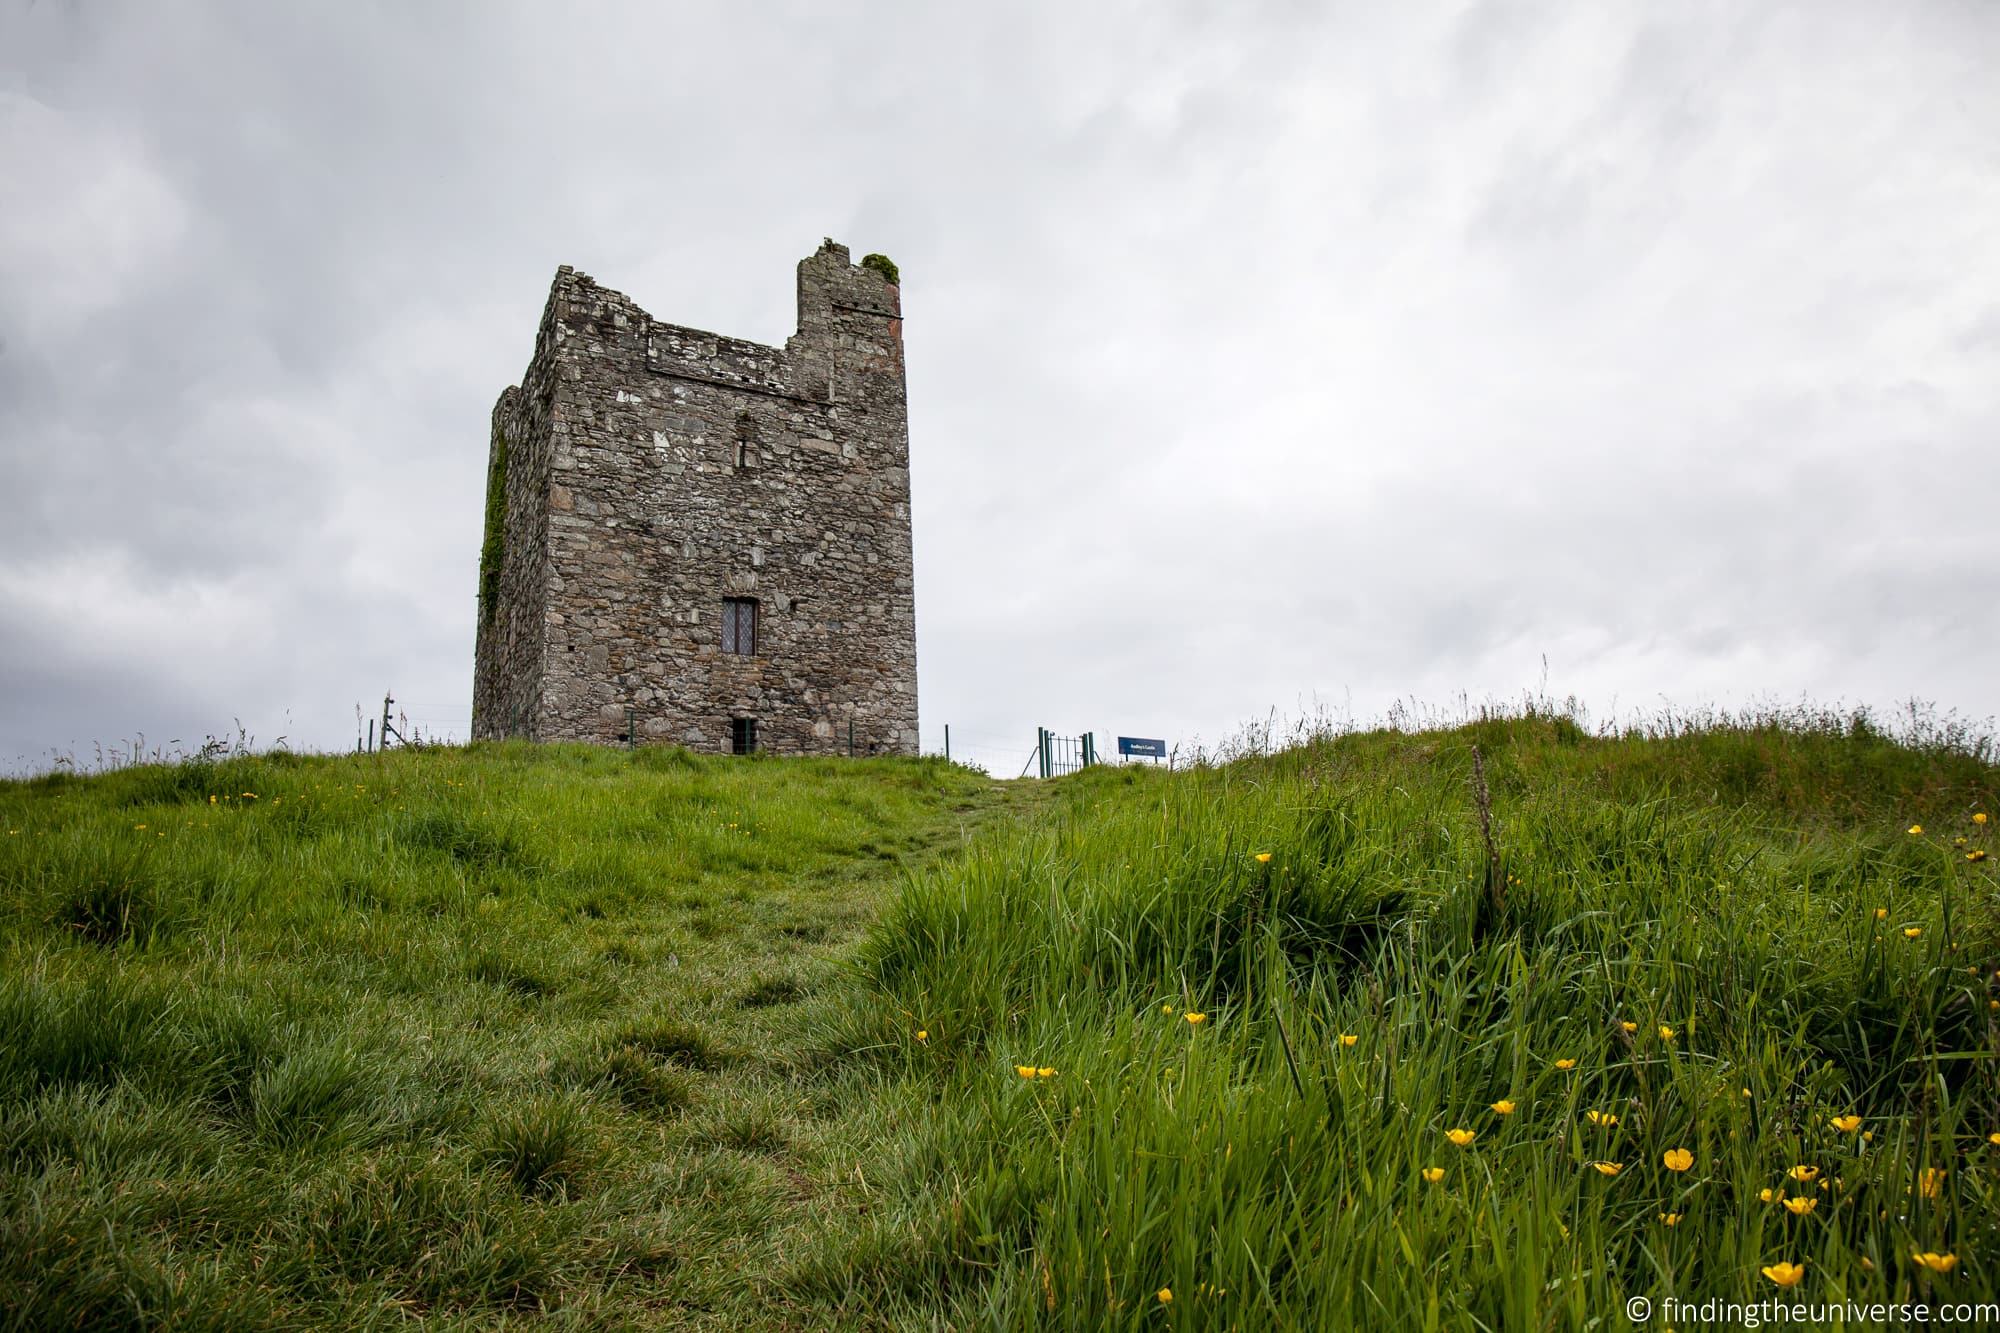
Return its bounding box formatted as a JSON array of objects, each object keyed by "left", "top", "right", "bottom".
[{"left": 730, "top": 717, "right": 758, "bottom": 755}]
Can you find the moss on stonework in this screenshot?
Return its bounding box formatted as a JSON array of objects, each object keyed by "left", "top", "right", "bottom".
[
  {"left": 860, "top": 253, "right": 899, "bottom": 285},
  {"left": 478, "top": 422, "right": 509, "bottom": 624}
]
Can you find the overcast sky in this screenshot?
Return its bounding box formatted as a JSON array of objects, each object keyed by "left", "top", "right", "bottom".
[{"left": 2, "top": 1, "right": 1996, "bottom": 774}]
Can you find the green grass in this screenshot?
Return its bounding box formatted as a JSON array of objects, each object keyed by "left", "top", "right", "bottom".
[{"left": 3, "top": 716, "right": 1997, "bottom": 1328}]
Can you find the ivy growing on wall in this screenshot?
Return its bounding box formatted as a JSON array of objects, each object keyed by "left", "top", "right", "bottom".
[
  {"left": 478, "top": 422, "right": 509, "bottom": 625},
  {"left": 860, "top": 253, "right": 900, "bottom": 285}
]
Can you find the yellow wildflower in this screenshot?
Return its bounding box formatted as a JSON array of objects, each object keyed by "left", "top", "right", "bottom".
[
  {"left": 1759, "top": 1187, "right": 1778, "bottom": 1203},
  {"left": 1015, "top": 1066, "right": 1037, "bottom": 1079},
  {"left": 1787, "top": 1165, "right": 1820, "bottom": 1183},
  {"left": 1422, "top": 1166, "right": 1444, "bottom": 1183},
  {"left": 1339, "top": 1033, "right": 1358, "bottom": 1048},
  {"left": 1762, "top": 1262, "right": 1806, "bottom": 1287},
  {"left": 1874, "top": 907, "right": 1888, "bottom": 919},
  {"left": 1163, "top": 1003, "right": 1175, "bottom": 1014},
  {"left": 1185, "top": 1012, "right": 1207, "bottom": 1026},
  {"left": 1783, "top": 1196, "right": 1817, "bottom": 1216},
  {"left": 1553, "top": 1058, "right": 1577, "bottom": 1070},
  {"left": 1037, "top": 1067, "right": 1055, "bottom": 1079},
  {"left": 1969, "top": 849, "right": 1989, "bottom": 863},
  {"left": 1918, "top": 1168, "right": 1944, "bottom": 1198},
  {"left": 1659, "top": 1025, "right": 1677, "bottom": 1041},
  {"left": 1912, "top": 1252, "right": 1959, "bottom": 1274},
  {"left": 1988, "top": 1132, "right": 2000, "bottom": 1147},
  {"left": 1620, "top": 1021, "right": 1638, "bottom": 1034},
  {"left": 916, "top": 1029, "right": 928, "bottom": 1042},
  {"left": 1976, "top": 812, "right": 1989, "bottom": 824},
  {"left": 1490, "top": 1100, "right": 1516, "bottom": 1115},
  {"left": 1909, "top": 825, "right": 1923, "bottom": 836},
  {"left": 1254, "top": 852, "right": 1272, "bottom": 864},
  {"left": 1660, "top": 1212, "right": 1681, "bottom": 1226},
  {"left": 1829, "top": 1115, "right": 1862, "bottom": 1133},
  {"left": 1445, "top": 1128, "right": 1477, "bottom": 1147},
  {"left": 1586, "top": 1110, "right": 1619, "bottom": 1128},
  {"left": 1591, "top": 1161, "right": 1623, "bottom": 1176},
  {"left": 1904, "top": 927, "right": 1922, "bottom": 939},
  {"left": 1157, "top": 1287, "right": 1173, "bottom": 1304},
  {"left": 1663, "top": 1148, "right": 1693, "bottom": 1172}
]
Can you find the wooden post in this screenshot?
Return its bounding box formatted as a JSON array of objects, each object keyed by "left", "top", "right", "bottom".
[
  {"left": 944, "top": 724, "right": 950, "bottom": 761},
  {"left": 379, "top": 693, "right": 394, "bottom": 753}
]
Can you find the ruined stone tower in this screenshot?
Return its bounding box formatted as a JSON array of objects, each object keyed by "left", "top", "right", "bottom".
[{"left": 472, "top": 240, "right": 918, "bottom": 755}]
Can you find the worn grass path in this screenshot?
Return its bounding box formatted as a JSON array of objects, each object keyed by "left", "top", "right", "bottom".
[{"left": 0, "top": 745, "right": 1036, "bottom": 1330}]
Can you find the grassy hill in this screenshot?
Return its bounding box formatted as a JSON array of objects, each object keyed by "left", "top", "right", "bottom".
[{"left": 3, "top": 716, "right": 1997, "bottom": 1328}]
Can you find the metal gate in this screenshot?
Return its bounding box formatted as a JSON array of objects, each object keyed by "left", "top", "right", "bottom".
[{"left": 1034, "top": 727, "right": 1098, "bottom": 778}]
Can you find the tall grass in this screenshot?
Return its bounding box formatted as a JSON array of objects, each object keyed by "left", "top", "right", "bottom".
[
  {"left": 814, "top": 716, "right": 2000, "bottom": 1326},
  {"left": 4, "top": 716, "right": 1994, "bottom": 1327}
]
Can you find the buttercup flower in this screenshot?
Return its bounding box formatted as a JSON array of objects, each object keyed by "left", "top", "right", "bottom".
[
  {"left": 1874, "top": 907, "right": 1888, "bottom": 920},
  {"left": 1553, "top": 1058, "right": 1577, "bottom": 1070},
  {"left": 1663, "top": 1148, "right": 1693, "bottom": 1172},
  {"left": 1759, "top": 1188, "right": 1778, "bottom": 1204},
  {"left": 1620, "top": 1021, "right": 1638, "bottom": 1034},
  {"left": 1904, "top": 927, "right": 1922, "bottom": 939},
  {"left": 1586, "top": 1110, "right": 1619, "bottom": 1127},
  {"left": 1976, "top": 813, "right": 1989, "bottom": 825},
  {"left": 1783, "top": 1196, "right": 1817, "bottom": 1216},
  {"left": 1163, "top": 1003, "right": 1175, "bottom": 1014},
  {"left": 1830, "top": 1115, "right": 1862, "bottom": 1133},
  {"left": 1422, "top": 1166, "right": 1444, "bottom": 1183},
  {"left": 1339, "top": 1034, "right": 1358, "bottom": 1048},
  {"left": 1988, "top": 1133, "right": 2000, "bottom": 1147},
  {"left": 1787, "top": 1165, "right": 1820, "bottom": 1183},
  {"left": 1254, "top": 852, "right": 1272, "bottom": 864},
  {"left": 1015, "top": 1066, "right": 1037, "bottom": 1079},
  {"left": 1037, "top": 1067, "right": 1055, "bottom": 1079},
  {"left": 1591, "top": 1161, "right": 1623, "bottom": 1176},
  {"left": 1969, "top": 850, "right": 1989, "bottom": 863},
  {"left": 1445, "top": 1128, "right": 1476, "bottom": 1147},
  {"left": 1909, "top": 825, "right": 1924, "bottom": 836},
  {"left": 1490, "top": 1100, "right": 1516, "bottom": 1115},
  {"left": 1912, "top": 1252, "right": 1959, "bottom": 1274},
  {"left": 1660, "top": 1212, "right": 1681, "bottom": 1226},
  {"left": 1918, "top": 1168, "right": 1944, "bottom": 1198},
  {"left": 1659, "top": 1025, "right": 1677, "bottom": 1041},
  {"left": 1185, "top": 1012, "right": 1207, "bottom": 1026},
  {"left": 916, "top": 1029, "right": 928, "bottom": 1042},
  {"left": 1158, "top": 1287, "right": 1173, "bottom": 1304},
  {"left": 1762, "top": 1262, "right": 1806, "bottom": 1287}
]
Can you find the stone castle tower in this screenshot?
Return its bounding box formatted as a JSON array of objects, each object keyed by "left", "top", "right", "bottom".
[{"left": 472, "top": 240, "right": 918, "bottom": 755}]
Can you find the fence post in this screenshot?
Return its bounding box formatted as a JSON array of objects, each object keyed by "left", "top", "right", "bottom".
[
  {"left": 379, "top": 693, "right": 394, "bottom": 752},
  {"left": 944, "top": 724, "right": 950, "bottom": 761}
]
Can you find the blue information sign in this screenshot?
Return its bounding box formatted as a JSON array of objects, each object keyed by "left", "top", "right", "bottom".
[{"left": 1117, "top": 736, "right": 1166, "bottom": 758}]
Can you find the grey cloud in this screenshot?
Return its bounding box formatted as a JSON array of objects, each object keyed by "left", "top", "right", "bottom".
[{"left": 2, "top": 0, "right": 1997, "bottom": 773}]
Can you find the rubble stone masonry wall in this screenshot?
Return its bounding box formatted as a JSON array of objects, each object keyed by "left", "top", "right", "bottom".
[{"left": 472, "top": 241, "right": 919, "bottom": 755}]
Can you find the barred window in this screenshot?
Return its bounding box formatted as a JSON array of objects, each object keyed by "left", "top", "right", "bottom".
[
  {"left": 730, "top": 717, "right": 758, "bottom": 755},
  {"left": 722, "top": 597, "right": 758, "bottom": 655}
]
